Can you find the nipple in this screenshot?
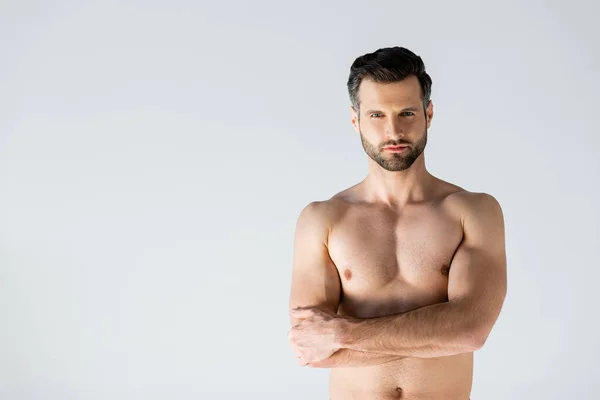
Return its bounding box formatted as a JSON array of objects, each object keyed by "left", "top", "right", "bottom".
[{"left": 343, "top": 268, "right": 352, "bottom": 280}]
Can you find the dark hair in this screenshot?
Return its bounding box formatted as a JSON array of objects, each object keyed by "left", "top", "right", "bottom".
[{"left": 347, "top": 46, "right": 432, "bottom": 113}]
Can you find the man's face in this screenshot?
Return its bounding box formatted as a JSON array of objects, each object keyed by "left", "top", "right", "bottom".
[{"left": 351, "top": 76, "right": 433, "bottom": 171}]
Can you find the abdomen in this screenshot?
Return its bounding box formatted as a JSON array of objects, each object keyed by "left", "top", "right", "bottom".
[{"left": 329, "top": 352, "right": 473, "bottom": 400}]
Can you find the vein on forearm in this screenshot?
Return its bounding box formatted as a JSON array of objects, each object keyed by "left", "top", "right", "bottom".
[
  {"left": 310, "top": 348, "right": 404, "bottom": 368},
  {"left": 339, "top": 300, "right": 481, "bottom": 358}
]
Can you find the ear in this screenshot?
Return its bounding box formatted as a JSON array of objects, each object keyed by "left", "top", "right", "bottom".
[
  {"left": 350, "top": 106, "right": 360, "bottom": 133},
  {"left": 425, "top": 100, "right": 434, "bottom": 129}
]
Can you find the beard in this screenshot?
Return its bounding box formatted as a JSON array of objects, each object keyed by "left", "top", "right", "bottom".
[{"left": 359, "top": 126, "right": 428, "bottom": 172}]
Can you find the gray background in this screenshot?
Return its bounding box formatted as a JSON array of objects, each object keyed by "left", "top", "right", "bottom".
[{"left": 1, "top": 0, "right": 598, "bottom": 399}]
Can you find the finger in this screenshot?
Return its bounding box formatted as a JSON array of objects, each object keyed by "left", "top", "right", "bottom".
[
  {"left": 291, "top": 306, "right": 317, "bottom": 313},
  {"left": 296, "top": 353, "right": 307, "bottom": 366},
  {"left": 288, "top": 327, "right": 300, "bottom": 342},
  {"left": 293, "top": 347, "right": 303, "bottom": 358},
  {"left": 298, "top": 357, "right": 308, "bottom": 367},
  {"left": 290, "top": 308, "right": 317, "bottom": 318}
]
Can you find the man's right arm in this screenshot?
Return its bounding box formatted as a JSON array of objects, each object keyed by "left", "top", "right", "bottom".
[{"left": 288, "top": 201, "right": 404, "bottom": 368}]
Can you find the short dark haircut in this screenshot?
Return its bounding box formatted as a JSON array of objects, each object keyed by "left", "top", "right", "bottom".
[{"left": 347, "top": 46, "right": 432, "bottom": 113}]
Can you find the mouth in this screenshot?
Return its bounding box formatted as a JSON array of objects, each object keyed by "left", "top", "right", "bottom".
[{"left": 383, "top": 145, "right": 409, "bottom": 152}]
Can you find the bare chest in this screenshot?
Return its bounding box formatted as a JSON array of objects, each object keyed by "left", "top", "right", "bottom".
[{"left": 327, "top": 205, "right": 463, "bottom": 317}]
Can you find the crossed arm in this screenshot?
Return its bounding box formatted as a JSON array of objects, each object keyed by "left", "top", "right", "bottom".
[{"left": 288, "top": 193, "right": 507, "bottom": 368}]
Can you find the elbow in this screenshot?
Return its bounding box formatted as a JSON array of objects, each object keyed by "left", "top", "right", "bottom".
[
  {"left": 459, "top": 332, "right": 486, "bottom": 352},
  {"left": 461, "top": 303, "right": 502, "bottom": 351},
  {"left": 463, "top": 322, "right": 493, "bottom": 351},
  {"left": 468, "top": 333, "right": 487, "bottom": 351}
]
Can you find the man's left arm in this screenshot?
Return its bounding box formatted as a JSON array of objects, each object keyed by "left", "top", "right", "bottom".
[{"left": 335, "top": 192, "right": 507, "bottom": 358}]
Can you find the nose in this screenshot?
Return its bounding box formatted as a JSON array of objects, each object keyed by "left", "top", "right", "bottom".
[{"left": 385, "top": 117, "right": 405, "bottom": 139}]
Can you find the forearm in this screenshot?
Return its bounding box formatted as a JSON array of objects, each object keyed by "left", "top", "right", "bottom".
[
  {"left": 337, "top": 301, "right": 484, "bottom": 358},
  {"left": 309, "top": 348, "right": 404, "bottom": 368}
]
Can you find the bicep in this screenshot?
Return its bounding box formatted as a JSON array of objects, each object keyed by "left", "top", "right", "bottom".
[
  {"left": 289, "top": 202, "right": 341, "bottom": 327},
  {"left": 447, "top": 193, "right": 507, "bottom": 332}
]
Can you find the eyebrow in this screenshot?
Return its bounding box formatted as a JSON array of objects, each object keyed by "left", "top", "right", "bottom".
[{"left": 364, "top": 107, "right": 420, "bottom": 114}]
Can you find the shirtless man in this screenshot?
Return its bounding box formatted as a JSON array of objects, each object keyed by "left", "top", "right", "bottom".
[{"left": 287, "top": 46, "right": 507, "bottom": 399}]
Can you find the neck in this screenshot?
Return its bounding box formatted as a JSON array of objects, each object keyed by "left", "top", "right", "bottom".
[{"left": 362, "top": 154, "right": 434, "bottom": 207}]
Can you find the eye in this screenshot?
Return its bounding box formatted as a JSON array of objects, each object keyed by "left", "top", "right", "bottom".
[
  {"left": 370, "top": 113, "right": 383, "bottom": 118},
  {"left": 400, "top": 111, "right": 415, "bottom": 117}
]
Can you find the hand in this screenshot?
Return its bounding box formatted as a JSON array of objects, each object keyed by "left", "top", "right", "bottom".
[{"left": 288, "top": 307, "right": 343, "bottom": 366}]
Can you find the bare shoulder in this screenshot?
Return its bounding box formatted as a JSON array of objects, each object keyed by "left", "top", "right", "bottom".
[
  {"left": 446, "top": 190, "right": 502, "bottom": 213},
  {"left": 295, "top": 200, "right": 331, "bottom": 229},
  {"left": 443, "top": 188, "right": 500, "bottom": 207},
  {"left": 427, "top": 174, "right": 502, "bottom": 220},
  {"left": 442, "top": 189, "right": 505, "bottom": 233},
  {"left": 296, "top": 195, "right": 349, "bottom": 228}
]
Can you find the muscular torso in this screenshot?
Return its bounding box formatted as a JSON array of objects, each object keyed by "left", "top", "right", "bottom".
[{"left": 326, "top": 180, "right": 473, "bottom": 399}]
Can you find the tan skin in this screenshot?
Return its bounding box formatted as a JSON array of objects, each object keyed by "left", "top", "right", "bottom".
[{"left": 288, "top": 76, "right": 507, "bottom": 399}]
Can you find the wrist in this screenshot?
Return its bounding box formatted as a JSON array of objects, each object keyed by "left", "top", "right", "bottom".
[{"left": 334, "top": 316, "right": 356, "bottom": 349}]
